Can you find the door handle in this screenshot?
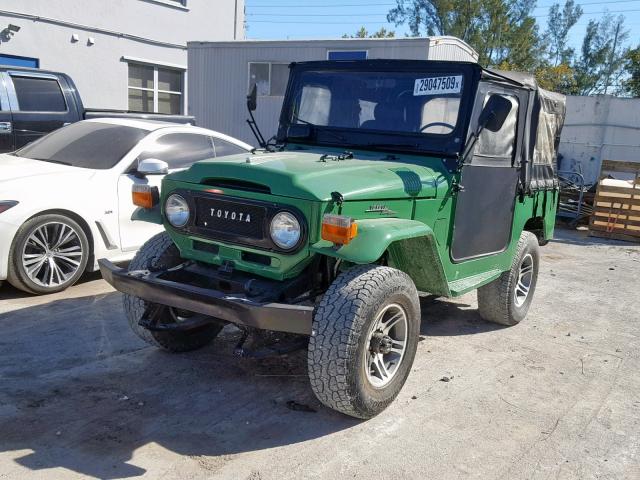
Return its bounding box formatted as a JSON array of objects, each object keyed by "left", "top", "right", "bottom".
[{"left": 0, "top": 122, "right": 12, "bottom": 134}]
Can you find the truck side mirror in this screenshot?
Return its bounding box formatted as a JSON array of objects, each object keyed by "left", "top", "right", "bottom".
[
  {"left": 479, "top": 95, "right": 512, "bottom": 132},
  {"left": 137, "top": 158, "right": 169, "bottom": 176},
  {"left": 247, "top": 84, "right": 257, "bottom": 112}
]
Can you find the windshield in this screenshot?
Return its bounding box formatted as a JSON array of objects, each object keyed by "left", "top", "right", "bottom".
[
  {"left": 289, "top": 70, "right": 464, "bottom": 136},
  {"left": 14, "top": 122, "right": 149, "bottom": 169}
]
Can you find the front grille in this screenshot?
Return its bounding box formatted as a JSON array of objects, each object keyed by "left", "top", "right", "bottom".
[{"left": 194, "top": 196, "right": 266, "bottom": 240}]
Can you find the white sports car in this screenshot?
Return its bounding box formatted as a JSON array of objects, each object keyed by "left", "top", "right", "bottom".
[{"left": 0, "top": 118, "right": 253, "bottom": 294}]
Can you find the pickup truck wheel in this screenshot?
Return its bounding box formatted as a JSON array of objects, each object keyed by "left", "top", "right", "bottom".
[
  {"left": 8, "top": 214, "right": 89, "bottom": 295},
  {"left": 308, "top": 265, "right": 420, "bottom": 419},
  {"left": 123, "top": 233, "right": 224, "bottom": 353},
  {"left": 477, "top": 231, "right": 540, "bottom": 326}
]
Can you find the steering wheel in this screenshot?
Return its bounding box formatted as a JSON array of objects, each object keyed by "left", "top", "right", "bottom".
[{"left": 420, "top": 122, "right": 456, "bottom": 133}]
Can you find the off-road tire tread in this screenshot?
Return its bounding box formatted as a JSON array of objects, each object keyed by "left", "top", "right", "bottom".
[
  {"left": 308, "top": 265, "right": 420, "bottom": 418},
  {"left": 123, "top": 232, "right": 222, "bottom": 352},
  {"left": 8, "top": 214, "right": 89, "bottom": 295},
  {"left": 477, "top": 231, "right": 539, "bottom": 326}
]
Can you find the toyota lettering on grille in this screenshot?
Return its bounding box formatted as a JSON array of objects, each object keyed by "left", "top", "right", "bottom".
[{"left": 210, "top": 208, "right": 252, "bottom": 223}]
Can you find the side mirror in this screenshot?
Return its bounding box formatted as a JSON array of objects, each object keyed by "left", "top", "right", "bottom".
[
  {"left": 478, "top": 95, "right": 513, "bottom": 132},
  {"left": 247, "top": 84, "right": 257, "bottom": 112},
  {"left": 137, "top": 158, "right": 169, "bottom": 176}
]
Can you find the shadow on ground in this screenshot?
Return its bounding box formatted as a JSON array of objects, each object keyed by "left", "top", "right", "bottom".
[
  {"left": 0, "top": 290, "right": 496, "bottom": 478},
  {"left": 550, "top": 226, "right": 638, "bottom": 248},
  {"left": 0, "top": 271, "right": 104, "bottom": 301}
]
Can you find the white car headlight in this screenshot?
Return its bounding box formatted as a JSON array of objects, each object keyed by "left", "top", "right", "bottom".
[
  {"left": 165, "top": 194, "right": 190, "bottom": 228},
  {"left": 270, "top": 211, "right": 301, "bottom": 250}
]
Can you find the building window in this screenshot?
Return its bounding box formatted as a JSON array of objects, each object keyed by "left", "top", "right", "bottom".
[
  {"left": 248, "top": 62, "right": 289, "bottom": 97},
  {"left": 128, "top": 63, "right": 184, "bottom": 114},
  {"left": 327, "top": 51, "right": 368, "bottom": 61}
]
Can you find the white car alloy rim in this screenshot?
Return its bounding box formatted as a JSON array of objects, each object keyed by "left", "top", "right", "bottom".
[
  {"left": 364, "top": 303, "right": 409, "bottom": 388},
  {"left": 514, "top": 253, "right": 534, "bottom": 307},
  {"left": 21, "top": 222, "right": 83, "bottom": 288}
]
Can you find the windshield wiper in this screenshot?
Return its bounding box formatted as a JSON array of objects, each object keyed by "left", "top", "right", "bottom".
[{"left": 290, "top": 116, "right": 346, "bottom": 143}]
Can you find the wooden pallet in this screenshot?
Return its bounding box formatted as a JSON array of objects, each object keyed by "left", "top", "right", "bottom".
[{"left": 589, "top": 160, "right": 640, "bottom": 242}]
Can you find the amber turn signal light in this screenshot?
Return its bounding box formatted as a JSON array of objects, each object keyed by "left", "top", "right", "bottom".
[
  {"left": 321, "top": 214, "right": 358, "bottom": 245},
  {"left": 132, "top": 185, "right": 159, "bottom": 209}
]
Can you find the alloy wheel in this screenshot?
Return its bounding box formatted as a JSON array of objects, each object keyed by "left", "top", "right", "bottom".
[
  {"left": 364, "top": 303, "right": 409, "bottom": 388},
  {"left": 21, "top": 221, "right": 84, "bottom": 288},
  {"left": 514, "top": 253, "right": 534, "bottom": 307}
]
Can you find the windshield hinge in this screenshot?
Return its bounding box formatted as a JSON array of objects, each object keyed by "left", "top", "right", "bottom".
[{"left": 319, "top": 151, "right": 353, "bottom": 163}]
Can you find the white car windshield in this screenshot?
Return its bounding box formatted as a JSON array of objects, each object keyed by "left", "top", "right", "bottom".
[{"left": 14, "top": 122, "right": 148, "bottom": 169}]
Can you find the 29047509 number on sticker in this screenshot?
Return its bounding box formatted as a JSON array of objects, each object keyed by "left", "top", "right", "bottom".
[{"left": 413, "top": 75, "right": 463, "bottom": 96}]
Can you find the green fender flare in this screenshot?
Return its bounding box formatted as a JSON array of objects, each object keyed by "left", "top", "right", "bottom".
[
  {"left": 310, "top": 218, "right": 451, "bottom": 296},
  {"left": 131, "top": 205, "right": 163, "bottom": 225}
]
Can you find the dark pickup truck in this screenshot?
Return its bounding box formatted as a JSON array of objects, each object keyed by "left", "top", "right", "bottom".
[{"left": 0, "top": 65, "right": 194, "bottom": 153}]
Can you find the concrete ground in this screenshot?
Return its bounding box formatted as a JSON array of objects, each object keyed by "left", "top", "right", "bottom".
[{"left": 0, "top": 227, "right": 639, "bottom": 480}]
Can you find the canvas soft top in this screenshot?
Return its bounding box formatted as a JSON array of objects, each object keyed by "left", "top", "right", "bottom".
[{"left": 482, "top": 67, "right": 567, "bottom": 190}]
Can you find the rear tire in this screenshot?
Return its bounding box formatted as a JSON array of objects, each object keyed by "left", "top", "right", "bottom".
[
  {"left": 477, "top": 231, "right": 540, "bottom": 326},
  {"left": 123, "top": 233, "right": 224, "bottom": 352},
  {"left": 308, "top": 265, "right": 420, "bottom": 419}
]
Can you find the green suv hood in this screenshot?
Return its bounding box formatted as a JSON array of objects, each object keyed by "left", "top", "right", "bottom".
[{"left": 170, "top": 149, "right": 447, "bottom": 201}]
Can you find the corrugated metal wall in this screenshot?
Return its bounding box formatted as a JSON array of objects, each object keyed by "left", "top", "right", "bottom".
[
  {"left": 559, "top": 95, "right": 640, "bottom": 185},
  {"left": 188, "top": 38, "right": 477, "bottom": 145}
]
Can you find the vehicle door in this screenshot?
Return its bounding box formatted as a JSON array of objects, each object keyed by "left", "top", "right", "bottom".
[
  {"left": 451, "top": 84, "right": 527, "bottom": 261},
  {"left": 117, "top": 132, "right": 216, "bottom": 252},
  {"left": 0, "top": 74, "right": 14, "bottom": 152},
  {"left": 6, "top": 71, "right": 78, "bottom": 149}
]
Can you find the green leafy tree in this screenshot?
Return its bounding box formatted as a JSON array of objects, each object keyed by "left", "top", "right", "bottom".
[
  {"left": 343, "top": 27, "right": 395, "bottom": 39},
  {"left": 574, "top": 14, "right": 629, "bottom": 95},
  {"left": 535, "top": 63, "right": 577, "bottom": 93},
  {"left": 387, "top": 0, "right": 540, "bottom": 69},
  {"left": 622, "top": 47, "right": 640, "bottom": 97},
  {"left": 544, "top": 0, "right": 583, "bottom": 66}
]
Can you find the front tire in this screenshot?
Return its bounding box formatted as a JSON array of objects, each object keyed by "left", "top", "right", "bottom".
[
  {"left": 8, "top": 214, "right": 90, "bottom": 295},
  {"left": 477, "top": 231, "right": 540, "bottom": 326},
  {"left": 123, "top": 233, "right": 224, "bottom": 353},
  {"left": 308, "top": 265, "right": 420, "bottom": 419}
]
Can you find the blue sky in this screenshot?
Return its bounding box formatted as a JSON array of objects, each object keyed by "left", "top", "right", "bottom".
[{"left": 245, "top": 0, "right": 640, "bottom": 53}]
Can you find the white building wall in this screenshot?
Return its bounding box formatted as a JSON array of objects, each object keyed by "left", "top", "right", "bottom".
[
  {"left": 0, "top": 0, "right": 244, "bottom": 110},
  {"left": 559, "top": 95, "right": 640, "bottom": 185}
]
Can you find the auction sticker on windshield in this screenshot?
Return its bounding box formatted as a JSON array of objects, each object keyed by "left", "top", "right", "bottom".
[{"left": 413, "top": 75, "right": 463, "bottom": 96}]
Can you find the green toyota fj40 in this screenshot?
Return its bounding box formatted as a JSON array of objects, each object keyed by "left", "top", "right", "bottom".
[{"left": 100, "top": 60, "right": 566, "bottom": 419}]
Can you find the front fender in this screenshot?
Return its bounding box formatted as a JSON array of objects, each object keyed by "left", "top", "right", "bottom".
[
  {"left": 132, "top": 205, "right": 162, "bottom": 225},
  {"left": 310, "top": 218, "right": 450, "bottom": 296}
]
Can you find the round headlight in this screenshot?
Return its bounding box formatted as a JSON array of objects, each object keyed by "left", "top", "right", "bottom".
[
  {"left": 165, "top": 194, "right": 190, "bottom": 228},
  {"left": 270, "top": 211, "right": 301, "bottom": 250}
]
